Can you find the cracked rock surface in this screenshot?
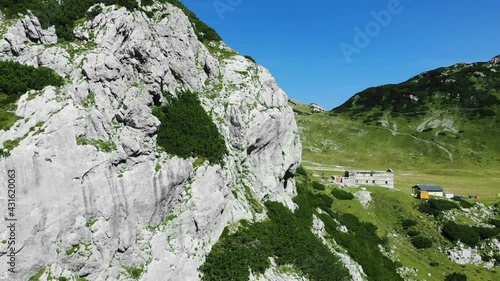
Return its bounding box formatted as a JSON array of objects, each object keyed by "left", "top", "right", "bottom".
[{"left": 0, "top": 3, "right": 301, "bottom": 281}]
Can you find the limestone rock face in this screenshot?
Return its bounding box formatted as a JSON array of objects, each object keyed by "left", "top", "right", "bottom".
[
  {"left": 491, "top": 55, "right": 500, "bottom": 64},
  {"left": 0, "top": 3, "right": 301, "bottom": 281}
]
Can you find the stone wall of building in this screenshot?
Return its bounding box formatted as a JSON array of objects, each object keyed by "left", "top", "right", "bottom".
[{"left": 333, "top": 170, "right": 394, "bottom": 189}]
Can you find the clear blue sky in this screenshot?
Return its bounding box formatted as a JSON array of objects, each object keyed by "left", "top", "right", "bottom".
[{"left": 182, "top": 0, "right": 500, "bottom": 110}]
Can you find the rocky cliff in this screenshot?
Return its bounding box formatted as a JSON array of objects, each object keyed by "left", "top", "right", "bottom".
[{"left": 0, "top": 2, "right": 301, "bottom": 280}]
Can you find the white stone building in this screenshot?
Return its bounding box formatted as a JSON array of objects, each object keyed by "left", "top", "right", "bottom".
[{"left": 333, "top": 169, "right": 394, "bottom": 189}]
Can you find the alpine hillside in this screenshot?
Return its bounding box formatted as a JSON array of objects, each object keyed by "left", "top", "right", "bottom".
[{"left": 288, "top": 57, "right": 500, "bottom": 281}]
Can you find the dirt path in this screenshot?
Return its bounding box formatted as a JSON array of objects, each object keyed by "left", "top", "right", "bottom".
[{"left": 368, "top": 125, "right": 454, "bottom": 162}]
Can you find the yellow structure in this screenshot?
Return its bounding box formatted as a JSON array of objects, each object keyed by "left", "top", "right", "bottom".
[
  {"left": 412, "top": 184, "right": 444, "bottom": 198},
  {"left": 418, "top": 191, "right": 429, "bottom": 200}
]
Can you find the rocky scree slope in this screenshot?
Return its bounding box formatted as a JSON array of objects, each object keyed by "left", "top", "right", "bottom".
[{"left": 0, "top": 3, "right": 300, "bottom": 281}]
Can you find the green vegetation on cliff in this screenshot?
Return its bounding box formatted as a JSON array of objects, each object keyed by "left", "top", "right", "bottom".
[
  {"left": 201, "top": 173, "right": 404, "bottom": 281},
  {"left": 0, "top": 60, "right": 64, "bottom": 131},
  {"left": 152, "top": 91, "right": 227, "bottom": 163},
  {"left": 200, "top": 178, "right": 352, "bottom": 281}
]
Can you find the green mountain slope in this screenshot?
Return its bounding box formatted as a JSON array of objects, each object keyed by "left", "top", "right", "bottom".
[
  {"left": 291, "top": 57, "right": 500, "bottom": 200},
  {"left": 335, "top": 57, "right": 500, "bottom": 119},
  {"left": 277, "top": 57, "right": 500, "bottom": 280}
]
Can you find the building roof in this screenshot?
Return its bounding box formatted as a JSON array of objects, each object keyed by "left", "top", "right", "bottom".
[{"left": 413, "top": 184, "right": 443, "bottom": 192}]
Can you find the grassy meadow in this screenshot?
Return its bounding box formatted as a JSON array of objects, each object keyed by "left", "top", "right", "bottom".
[{"left": 291, "top": 100, "right": 500, "bottom": 203}]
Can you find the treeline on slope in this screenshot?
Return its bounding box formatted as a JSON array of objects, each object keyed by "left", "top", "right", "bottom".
[
  {"left": 334, "top": 62, "right": 500, "bottom": 119},
  {"left": 201, "top": 171, "right": 402, "bottom": 281},
  {"left": 0, "top": 0, "right": 221, "bottom": 42},
  {"left": 0, "top": 60, "right": 64, "bottom": 130},
  {"left": 152, "top": 90, "right": 227, "bottom": 164}
]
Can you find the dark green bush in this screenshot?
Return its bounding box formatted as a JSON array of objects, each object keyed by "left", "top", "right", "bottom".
[
  {"left": 442, "top": 221, "right": 480, "bottom": 247},
  {"left": 476, "top": 226, "right": 500, "bottom": 240},
  {"left": 419, "top": 198, "right": 459, "bottom": 216},
  {"left": 244, "top": 55, "right": 256, "bottom": 63},
  {"left": 429, "top": 261, "right": 439, "bottom": 267},
  {"left": 295, "top": 166, "right": 308, "bottom": 176},
  {"left": 0, "top": 60, "right": 64, "bottom": 96},
  {"left": 407, "top": 229, "right": 420, "bottom": 237},
  {"left": 318, "top": 193, "right": 333, "bottom": 208},
  {"left": 312, "top": 181, "right": 325, "bottom": 190},
  {"left": 442, "top": 221, "right": 500, "bottom": 247},
  {"left": 445, "top": 272, "right": 467, "bottom": 281},
  {"left": 331, "top": 188, "right": 354, "bottom": 200},
  {"left": 452, "top": 197, "right": 474, "bottom": 208},
  {"left": 494, "top": 254, "right": 500, "bottom": 266},
  {"left": 490, "top": 218, "right": 500, "bottom": 228},
  {"left": 411, "top": 236, "right": 432, "bottom": 249},
  {"left": 152, "top": 91, "right": 227, "bottom": 163},
  {"left": 0, "top": 60, "right": 64, "bottom": 131},
  {"left": 401, "top": 219, "right": 418, "bottom": 229}
]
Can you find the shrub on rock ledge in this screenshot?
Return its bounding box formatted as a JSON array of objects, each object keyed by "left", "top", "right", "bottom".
[{"left": 152, "top": 90, "right": 227, "bottom": 164}]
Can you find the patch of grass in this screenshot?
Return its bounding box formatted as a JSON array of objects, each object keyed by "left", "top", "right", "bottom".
[
  {"left": 85, "top": 217, "right": 98, "bottom": 228},
  {"left": 81, "top": 92, "right": 95, "bottom": 108},
  {"left": 204, "top": 41, "right": 238, "bottom": 60},
  {"left": 76, "top": 137, "right": 116, "bottom": 152},
  {"left": 155, "top": 162, "right": 162, "bottom": 172},
  {"left": 65, "top": 245, "right": 79, "bottom": 256},
  {"left": 122, "top": 265, "right": 144, "bottom": 280},
  {"left": 0, "top": 110, "right": 19, "bottom": 131},
  {"left": 193, "top": 157, "right": 207, "bottom": 168},
  {"left": 28, "top": 266, "right": 46, "bottom": 281},
  {"left": 3, "top": 138, "right": 23, "bottom": 151},
  {"left": 244, "top": 186, "right": 264, "bottom": 214}
]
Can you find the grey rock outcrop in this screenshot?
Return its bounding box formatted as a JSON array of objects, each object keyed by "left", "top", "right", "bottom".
[
  {"left": 0, "top": 3, "right": 300, "bottom": 281},
  {"left": 491, "top": 55, "right": 500, "bottom": 64}
]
